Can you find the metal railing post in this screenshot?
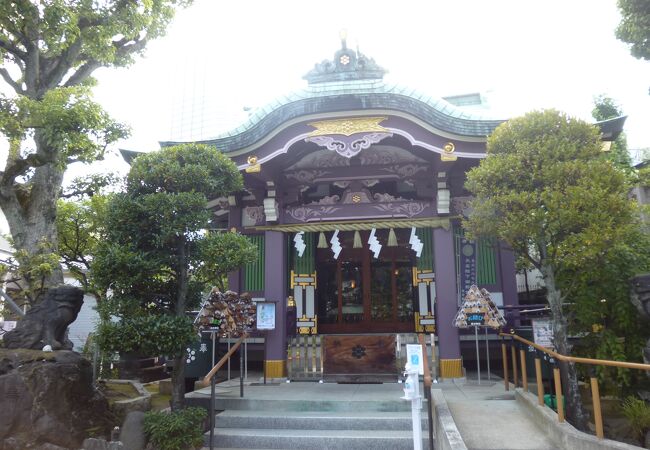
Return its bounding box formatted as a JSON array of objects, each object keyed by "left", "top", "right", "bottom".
[
  {"left": 209, "top": 375, "right": 215, "bottom": 450},
  {"left": 590, "top": 376, "right": 604, "bottom": 439},
  {"left": 553, "top": 363, "right": 565, "bottom": 423},
  {"left": 520, "top": 347, "right": 528, "bottom": 392},
  {"left": 501, "top": 340, "right": 509, "bottom": 391},
  {"left": 240, "top": 344, "right": 244, "bottom": 398}
]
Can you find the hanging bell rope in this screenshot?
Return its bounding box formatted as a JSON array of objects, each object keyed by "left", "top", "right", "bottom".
[
  {"left": 317, "top": 231, "right": 328, "bottom": 248},
  {"left": 387, "top": 228, "right": 398, "bottom": 247},
  {"left": 353, "top": 230, "right": 363, "bottom": 248}
]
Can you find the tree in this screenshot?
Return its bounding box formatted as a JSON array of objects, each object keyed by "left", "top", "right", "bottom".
[
  {"left": 92, "top": 143, "right": 255, "bottom": 411},
  {"left": 57, "top": 193, "right": 110, "bottom": 306},
  {"left": 0, "top": 0, "right": 191, "bottom": 299},
  {"left": 616, "top": 0, "right": 650, "bottom": 61},
  {"left": 568, "top": 224, "right": 650, "bottom": 389},
  {"left": 592, "top": 95, "right": 633, "bottom": 170},
  {"left": 464, "top": 109, "right": 642, "bottom": 429}
]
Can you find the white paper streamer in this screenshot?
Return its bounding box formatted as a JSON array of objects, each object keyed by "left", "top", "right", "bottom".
[
  {"left": 330, "top": 229, "right": 342, "bottom": 259},
  {"left": 293, "top": 231, "right": 306, "bottom": 257},
  {"left": 409, "top": 227, "right": 423, "bottom": 257},
  {"left": 368, "top": 228, "right": 382, "bottom": 258}
]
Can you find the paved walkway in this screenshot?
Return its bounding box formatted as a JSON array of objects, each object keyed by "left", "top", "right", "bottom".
[
  {"left": 194, "top": 372, "right": 558, "bottom": 450},
  {"left": 437, "top": 377, "right": 558, "bottom": 450}
]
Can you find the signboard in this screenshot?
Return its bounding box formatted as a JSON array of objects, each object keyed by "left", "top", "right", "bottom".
[
  {"left": 406, "top": 344, "right": 424, "bottom": 375},
  {"left": 256, "top": 302, "right": 276, "bottom": 330},
  {"left": 467, "top": 313, "right": 484, "bottom": 326},
  {"left": 459, "top": 238, "right": 477, "bottom": 302},
  {"left": 532, "top": 318, "right": 554, "bottom": 349}
]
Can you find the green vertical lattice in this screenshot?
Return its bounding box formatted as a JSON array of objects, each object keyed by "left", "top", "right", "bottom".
[
  {"left": 244, "top": 234, "right": 265, "bottom": 291},
  {"left": 416, "top": 228, "right": 434, "bottom": 271},
  {"left": 292, "top": 232, "right": 315, "bottom": 275},
  {"left": 477, "top": 237, "right": 497, "bottom": 285}
]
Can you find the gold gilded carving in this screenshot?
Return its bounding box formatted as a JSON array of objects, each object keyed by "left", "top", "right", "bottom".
[
  {"left": 414, "top": 311, "right": 436, "bottom": 333},
  {"left": 412, "top": 267, "right": 434, "bottom": 286},
  {"left": 307, "top": 117, "right": 389, "bottom": 137},
  {"left": 441, "top": 142, "right": 457, "bottom": 162},
  {"left": 245, "top": 155, "right": 261, "bottom": 173},
  {"left": 298, "top": 315, "right": 318, "bottom": 335}
]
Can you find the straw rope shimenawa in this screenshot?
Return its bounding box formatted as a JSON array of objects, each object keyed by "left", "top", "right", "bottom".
[{"left": 248, "top": 217, "right": 452, "bottom": 233}]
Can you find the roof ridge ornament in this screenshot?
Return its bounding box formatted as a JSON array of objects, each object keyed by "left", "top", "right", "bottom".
[{"left": 303, "top": 34, "right": 388, "bottom": 84}]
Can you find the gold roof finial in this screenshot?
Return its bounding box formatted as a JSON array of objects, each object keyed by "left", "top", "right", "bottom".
[{"left": 339, "top": 29, "right": 348, "bottom": 49}]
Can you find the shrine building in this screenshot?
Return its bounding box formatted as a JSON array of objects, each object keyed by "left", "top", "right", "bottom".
[{"left": 126, "top": 37, "right": 624, "bottom": 382}]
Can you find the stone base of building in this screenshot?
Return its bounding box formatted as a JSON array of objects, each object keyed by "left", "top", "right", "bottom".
[{"left": 440, "top": 358, "right": 464, "bottom": 378}]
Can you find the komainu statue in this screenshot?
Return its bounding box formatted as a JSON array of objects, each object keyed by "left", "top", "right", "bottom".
[{"left": 3, "top": 285, "right": 84, "bottom": 350}]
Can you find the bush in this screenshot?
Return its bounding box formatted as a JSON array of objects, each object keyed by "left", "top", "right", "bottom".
[
  {"left": 96, "top": 315, "right": 198, "bottom": 357},
  {"left": 143, "top": 407, "right": 207, "bottom": 450},
  {"left": 622, "top": 396, "right": 650, "bottom": 441}
]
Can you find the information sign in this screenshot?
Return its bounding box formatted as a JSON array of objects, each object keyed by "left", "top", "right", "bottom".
[
  {"left": 256, "top": 302, "right": 276, "bottom": 330},
  {"left": 406, "top": 344, "right": 424, "bottom": 375},
  {"left": 532, "top": 318, "right": 554, "bottom": 349}
]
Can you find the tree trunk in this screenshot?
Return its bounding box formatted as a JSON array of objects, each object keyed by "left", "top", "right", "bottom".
[
  {"left": 170, "top": 354, "right": 186, "bottom": 412},
  {"left": 170, "top": 239, "right": 190, "bottom": 411},
  {"left": 541, "top": 263, "right": 588, "bottom": 430},
  {"left": 0, "top": 162, "right": 65, "bottom": 301}
]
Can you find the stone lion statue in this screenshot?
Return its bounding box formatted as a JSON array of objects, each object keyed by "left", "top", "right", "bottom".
[{"left": 3, "top": 285, "right": 84, "bottom": 350}]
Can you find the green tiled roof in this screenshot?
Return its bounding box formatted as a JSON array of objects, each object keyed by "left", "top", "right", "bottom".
[{"left": 160, "top": 79, "right": 505, "bottom": 153}]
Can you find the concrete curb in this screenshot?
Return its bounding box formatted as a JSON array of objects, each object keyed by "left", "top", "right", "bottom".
[
  {"left": 515, "top": 388, "right": 643, "bottom": 450},
  {"left": 107, "top": 379, "right": 152, "bottom": 417},
  {"left": 431, "top": 389, "right": 469, "bottom": 450}
]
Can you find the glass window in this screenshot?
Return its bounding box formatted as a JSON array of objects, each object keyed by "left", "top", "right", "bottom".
[{"left": 341, "top": 261, "right": 363, "bottom": 323}]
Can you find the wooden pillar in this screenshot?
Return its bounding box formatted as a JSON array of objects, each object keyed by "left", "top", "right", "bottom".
[
  {"left": 553, "top": 367, "right": 565, "bottom": 422},
  {"left": 501, "top": 342, "right": 509, "bottom": 391},
  {"left": 520, "top": 349, "right": 528, "bottom": 392},
  {"left": 535, "top": 358, "right": 544, "bottom": 406},
  {"left": 591, "top": 377, "right": 604, "bottom": 439},
  {"left": 511, "top": 344, "right": 518, "bottom": 388}
]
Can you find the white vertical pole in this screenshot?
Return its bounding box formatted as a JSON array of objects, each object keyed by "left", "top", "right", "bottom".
[
  {"left": 485, "top": 327, "right": 491, "bottom": 380},
  {"left": 414, "top": 370, "right": 423, "bottom": 450},
  {"left": 211, "top": 332, "right": 216, "bottom": 367},
  {"left": 475, "top": 325, "right": 481, "bottom": 384},
  {"left": 227, "top": 335, "right": 231, "bottom": 381}
]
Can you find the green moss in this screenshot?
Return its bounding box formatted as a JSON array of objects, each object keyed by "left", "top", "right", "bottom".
[{"left": 101, "top": 381, "right": 139, "bottom": 402}]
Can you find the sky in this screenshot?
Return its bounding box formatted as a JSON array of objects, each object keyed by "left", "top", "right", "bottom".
[{"left": 84, "top": 0, "right": 650, "bottom": 173}]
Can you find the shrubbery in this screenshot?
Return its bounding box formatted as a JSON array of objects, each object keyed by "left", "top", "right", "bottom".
[{"left": 144, "top": 407, "right": 207, "bottom": 450}]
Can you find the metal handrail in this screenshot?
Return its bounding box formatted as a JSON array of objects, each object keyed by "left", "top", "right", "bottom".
[
  {"left": 499, "top": 331, "right": 650, "bottom": 440},
  {"left": 202, "top": 333, "right": 247, "bottom": 450},
  {"left": 201, "top": 334, "right": 247, "bottom": 385},
  {"left": 501, "top": 332, "right": 650, "bottom": 371}
]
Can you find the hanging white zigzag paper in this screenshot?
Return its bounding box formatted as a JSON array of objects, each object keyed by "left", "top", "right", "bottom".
[
  {"left": 368, "top": 228, "right": 382, "bottom": 258},
  {"left": 293, "top": 231, "right": 306, "bottom": 257},
  {"left": 409, "top": 227, "right": 423, "bottom": 257},
  {"left": 330, "top": 229, "right": 342, "bottom": 259}
]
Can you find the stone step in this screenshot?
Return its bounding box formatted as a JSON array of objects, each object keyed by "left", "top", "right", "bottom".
[
  {"left": 214, "top": 410, "right": 429, "bottom": 431},
  {"left": 204, "top": 428, "right": 429, "bottom": 450},
  {"left": 187, "top": 396, "right": 421, "bottom": 412}
]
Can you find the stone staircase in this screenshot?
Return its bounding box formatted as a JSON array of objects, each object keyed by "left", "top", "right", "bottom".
[{"left": 194, "top": 393, "right": 429, "bottom": 449}]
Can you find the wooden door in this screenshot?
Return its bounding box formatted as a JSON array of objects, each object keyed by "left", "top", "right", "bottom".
[{"left": 322, "top": 334, "right": 397, "bottom": 382}]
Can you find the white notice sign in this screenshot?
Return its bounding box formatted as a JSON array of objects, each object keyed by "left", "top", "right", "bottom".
[
  {"left": 256, "top": 302, "right": 276, "bottom": 330},
  {"left": 532, "top": 318, "right": 554, "bottom": 350},
  {"left": 406, "top": 344, "right": 424, "bottom": 375}
]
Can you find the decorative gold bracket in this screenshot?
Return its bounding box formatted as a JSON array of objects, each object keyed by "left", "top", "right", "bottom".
[{"left": 291, "top": 270, "right": 318, "bottom": 335}]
